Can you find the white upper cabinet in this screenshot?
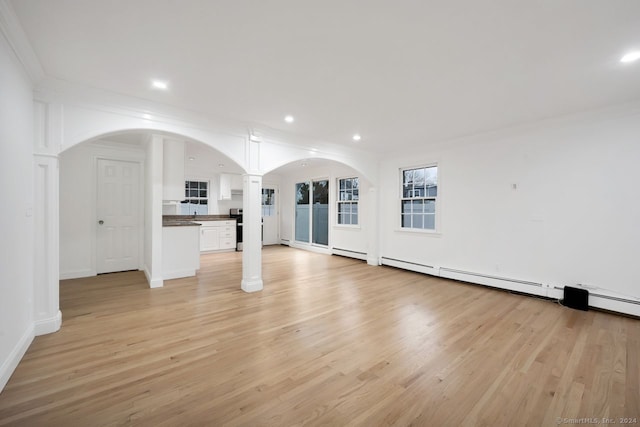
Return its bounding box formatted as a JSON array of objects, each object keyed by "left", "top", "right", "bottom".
[
  {"left": 163, "top": 139, "right": 185, "bottom": 201},
  {"left": 230, "top": 174, "right": 243, "bottom": 191},
  {"left": 219, "top": 173, "right": 232, "bottom": 200},
  {"left": 219, "top": 173, "right": 242, "bottom": 200}
]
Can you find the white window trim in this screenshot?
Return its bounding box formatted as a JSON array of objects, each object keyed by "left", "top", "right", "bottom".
[
  {"left": 335, "top": 175, "right": 360, "bottom": 228},
  {"left": 397, "top": 162, "right": 441, "bottom": 234},
  {"left": 182, "top": 178, "right": 210, "bottom": 215}
]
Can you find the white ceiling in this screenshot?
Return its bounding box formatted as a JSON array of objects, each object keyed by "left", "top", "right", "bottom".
[{"left": 11, "top": 0, "right": 640, "bottom": 152}]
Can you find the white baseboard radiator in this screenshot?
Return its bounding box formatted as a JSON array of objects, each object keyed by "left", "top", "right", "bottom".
[
  {"left": 332, "top": 247, "right": 367, "bottom": 261},
  {"left": 380, "top": 257, "right": 640, "bottom": 317}
]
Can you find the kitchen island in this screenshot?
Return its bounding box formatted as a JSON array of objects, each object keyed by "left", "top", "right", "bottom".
[
  {"left": 164, "top": 215, "right": 237, "bottom": 253},
  {"left": 162, "top": 220, "right": 201, "bottom": 280}
]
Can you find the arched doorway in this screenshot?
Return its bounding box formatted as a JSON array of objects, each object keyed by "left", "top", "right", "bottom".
[
  {"left": 59, "top": 131, "right": 247, "bottom": 285},
  {"left": 263, "top": 157, "right": 378, "bottom": 264}
]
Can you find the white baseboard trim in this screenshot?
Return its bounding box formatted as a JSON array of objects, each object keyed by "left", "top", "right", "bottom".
[
  {"left": 241, "top": 278, "right": 263, "bottom": 293},
  {"left": 381, "top": 257, "right": 439, "bottom": 276},
  {"left": 34, "top": 310, "right": 62, "bottom": 336},
  {"left": 551, "top": 286, "right": 640, "bottom": 317},
  {"left": 380, "top": 257, "right": 640, "bottom": 317},
  {"left": 59, "top": 269, "right": 94, "bottom": 280},
  {"left": 0, "top": 324, "right": 34, "bottom": 393},
  {"left": 144, "top": 266, "right": 163, "bottom": 288},
  {"left": 439, "top": 267, "right": 547, "bottom": 298},
  {"left": 588, "top": 294, "right": 640, "bottom": 317},
  {"left": 162, "top": 269, "right": 196, "bottom": 280},
  {"left": 149, "top": 277, "right": 163, "bottom": 288},
  {"left": 289, "top": 242, "right": 332, "bottom": 255},
  {"left": 332, "top": 247, "right": 367, "bottom": 261}
]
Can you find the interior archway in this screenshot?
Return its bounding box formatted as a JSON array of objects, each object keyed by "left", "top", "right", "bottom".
[
  {"left": 59, "top": 131, "right": 246, "bottom": 284},
  {"left": 263, "top": 157, "right": 376, "bottom": 262}
]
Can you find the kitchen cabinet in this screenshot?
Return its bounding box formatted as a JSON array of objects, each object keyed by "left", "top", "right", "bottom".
[
  {"left": 163, "top": 139, "right": 185, "bottom": 201},
  {"left": 219, "top": 174, "right": 231, "bottom": 200},
  {"left": 200, "top": 226, "right": 220, "bottom": 251},
  {"left": 218, "top": 174, "right": 243, "bottom": 200},
  {"left": 199, "top": 220, "right": 236, "bottom": 252}
]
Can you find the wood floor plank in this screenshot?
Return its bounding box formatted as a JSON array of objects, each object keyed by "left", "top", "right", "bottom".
[{"left": 0, "top": 246, "right": 638, "bottom": 426}]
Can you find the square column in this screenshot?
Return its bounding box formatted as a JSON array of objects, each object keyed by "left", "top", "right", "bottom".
[{"left": 241, "top": 174, "right": 263, "bottom": 292}]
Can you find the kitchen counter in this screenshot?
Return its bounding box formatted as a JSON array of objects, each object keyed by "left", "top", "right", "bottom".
[
  {"left": 163, "top": 215, "right": 233, "bottom": 221},
  {"left": 162, "top": 221, "right": 201, "bottom": 227},
  {"left": 163, "top": 215, "right": 234, "bottom": 227}
]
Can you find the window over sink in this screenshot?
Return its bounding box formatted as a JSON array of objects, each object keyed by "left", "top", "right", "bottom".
[{"left": 180, "top": 180, "right": 208, "bottom": 215}]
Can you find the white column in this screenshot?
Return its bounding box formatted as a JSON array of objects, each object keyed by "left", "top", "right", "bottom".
[
  {"left": 144, "top": 134, "right": 164, "bottom": 288},
  {"left": 367, "top": 186, "right": 380, "bottom": 266},
  {"left": 241, "top": 173, "right": 264, "bottom": 292},
  {"left": 33, "top": 101, "right": 62, "bottom": 335},
  {"left": 33, "top": 155, "right": 61, "bottom": 335}
]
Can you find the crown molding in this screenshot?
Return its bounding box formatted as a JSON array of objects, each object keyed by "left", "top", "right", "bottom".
[{"left": 0, "top": 0, "right": 44, "bottom": 83}]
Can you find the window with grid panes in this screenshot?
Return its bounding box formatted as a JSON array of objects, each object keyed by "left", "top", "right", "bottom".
[
  {"left": 180, "top": 180, "right": 208, "bottom": 215},
  {"left": 401, "top": 166, "right": 437, "bottom": 230},
  {"left": 337, "top": 177, "right": 359, "bottom": 225}
]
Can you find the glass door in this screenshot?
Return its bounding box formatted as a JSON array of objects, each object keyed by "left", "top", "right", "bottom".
[
  {"left": 312, "top": 180, "right": 329, "bottom": 245},
  {"left": 262, "top": 186, "right": 278, "bottom": 245},
  {"left": 294, "top": 179, "right": 329, "bottom": 246},
  {"left": 295, "top": 182, "right": 310, "bottom": 243}
]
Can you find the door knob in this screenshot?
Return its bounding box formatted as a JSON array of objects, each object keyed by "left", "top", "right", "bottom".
[{"left": 98, "top": 220, "right": 104, "bottom": 225}]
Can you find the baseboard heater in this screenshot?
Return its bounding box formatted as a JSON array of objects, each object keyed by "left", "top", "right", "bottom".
[
  {"left": 280, "top": 239, "right": 290, "bottom": 246},
  {"left": 380, "top": 256, "right": 640, "bottom": 317},
  {"left": 554, "top": 286, "right": 640, "bottom": 312},
  {"left": 439, "top": 267, "right": 543, "bottom": 289},
  {"left": 333, "top": 247, "right": 367, "bottom": 261},
  {"left": 381, "top": 257, "right": 545, "bottom": 296}
]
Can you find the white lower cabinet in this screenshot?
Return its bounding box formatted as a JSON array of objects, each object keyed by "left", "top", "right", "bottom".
[{"left": 198, "top": 220, "right": 236, "bottom": 252}]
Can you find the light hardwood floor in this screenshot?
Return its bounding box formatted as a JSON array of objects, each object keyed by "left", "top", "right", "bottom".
[{"left": 0, "top": 246, "right": 638, "bottom": 426}]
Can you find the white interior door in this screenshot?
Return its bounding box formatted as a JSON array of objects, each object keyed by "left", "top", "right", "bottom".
[
  {"left": 96, "top": 159, "right": 140, "bottom": 274},
  {"left": 262, "top": 186, "right": 279, "bottom": 245}
]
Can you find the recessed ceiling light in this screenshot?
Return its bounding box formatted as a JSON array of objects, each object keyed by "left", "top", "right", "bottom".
[
  {"left": 352, "top": 134, "right": 362, "bottom": 141},
  {"left": 284, "top": 115, "right": 295, "bottom": 123},
  {"left": 301, "top": 162, "right": 307, "bottom": 167},
  {"left": 188, "top": 156, "right": 195, "bottom": 161},
  {"left": 151, "top": 80, "right": 168, "bottom": 90},
  {"left": 620, "top": 51, "right": 640, "bottom": 63},
  {"left": 218, "top": 163, "right": 224, "bottom": 168}
]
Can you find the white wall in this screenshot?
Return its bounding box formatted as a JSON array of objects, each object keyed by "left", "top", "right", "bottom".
[
  {"left": 59, "top": 140, "right": 145, "bottom": 279},
  {"left": 379, "top": 111, "right": 640, "bottom": 307},
  {"left": 277, "top": 161, "right": 371, "bottom": 258},
  {"left": 0, "top": 31, "right": 35, "bottom": 390}
]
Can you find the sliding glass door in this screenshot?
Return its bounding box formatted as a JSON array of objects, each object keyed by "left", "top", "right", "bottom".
[
  {"left": 295, "top": 179, "right": 329, "bottom": 246},
  {"left": 312, "top": 180, "right": 329, "bottom": 245},
  {"left": 295, "top": 182, "right": 310, "bottom": 242}
]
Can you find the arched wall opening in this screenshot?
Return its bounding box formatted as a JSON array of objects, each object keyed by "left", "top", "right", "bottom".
[
  {"left": 58, "top": 130, "right": 246, "bottom": 281},
  {"left": 264, "top": 157, "right": 378, "bottom": 265}
]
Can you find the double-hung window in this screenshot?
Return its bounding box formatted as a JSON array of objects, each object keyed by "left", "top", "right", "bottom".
[
  {"left": 401, "top": 165, "right": 437, "bottom": 230},
  {"left": 337, "top": 177, "right": 359, "bottom": 225},
  {"left": 180, "top": 180, "right": 209, "bottom": 215}
]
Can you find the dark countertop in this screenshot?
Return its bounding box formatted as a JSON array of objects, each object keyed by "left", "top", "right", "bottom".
[
  {"left": 162, "top": 215, "right": 236, "bottom": 227},
  {"left": 162, "top": 221, "right": 201, "bottom": 227},
  {"left": 163, "top": 215, "right": 235, "bottom": 221}
]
